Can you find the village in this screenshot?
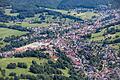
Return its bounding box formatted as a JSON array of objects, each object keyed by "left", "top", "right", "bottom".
[
  {"left": 0, "top": 2, "right": 120, "bottom": 80},
  {"left": 0, "top": 4, "right": 120, "bottom": 79}
]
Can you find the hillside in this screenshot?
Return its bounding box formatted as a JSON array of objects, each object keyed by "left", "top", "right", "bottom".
[
  {"left": 91, "top": 25, "right": 120, "bottom": 49},
  {"left": 9, "top": 0, "right": 62, "bottom": 9},
  {"left": 58, "top": 0, "right": 113, "bottom": 9},
  {"left": 9, "top": 0, "right": 119, "bottom": 9}
]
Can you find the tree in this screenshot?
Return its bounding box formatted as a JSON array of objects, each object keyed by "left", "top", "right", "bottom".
[
  {"left": 14, "top": 76, "right": 19, "bottom": 80},
  {"left": 118, "top": 46, "right": 120, "bottom": 57},
  {"left": 17, "top": 62, "right": 27, "bottom": 69},
  {"left": 1, "top": 69, "right": 6, "bottom": 76},
  {"left": 6, "top": 63, "right": 16, "bottom": 69},
  {"left": 36, "top": 74, "right": 51, "bottom": 80},
  {"left": 9, "top": 72, "right": 16, "bottom": 76}
]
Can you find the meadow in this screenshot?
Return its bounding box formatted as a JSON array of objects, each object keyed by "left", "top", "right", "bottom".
[
  {"left": 0, "top": 57, "right": 70, "bottom": 78},
  {"left": 0, "top": 28, "right": 27, "bottom": 38},
  {"left": 91, "top": 25, "right": 120, "bottom": 49},
  {"left": 0, "top": 28, "right": 28, "bottom": 47},
  {"left": 0, "top": 57, "right": 47, "bottom": 77},
  {"left": 48, "top": 8, "right": 99, "bottom": 20},
  {"left": 5, "top": 9, "right": 19, "bottom": 16}
]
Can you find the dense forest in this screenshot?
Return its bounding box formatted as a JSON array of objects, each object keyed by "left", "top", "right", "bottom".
[{"left": 9, "top": 0, "right": 120, "bottom": 9}]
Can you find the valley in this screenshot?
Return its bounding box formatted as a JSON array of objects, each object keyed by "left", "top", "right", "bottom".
[{"left": 0, "top": 0, "right": 120, "bottom": 80}]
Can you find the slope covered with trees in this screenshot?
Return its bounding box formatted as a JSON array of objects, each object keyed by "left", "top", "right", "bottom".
[
  {"left": 9, "top": 0, "right": 119, "bottom": 9},
  {"left": 58, "top": 0, "right": 113, "bottom": 9}
]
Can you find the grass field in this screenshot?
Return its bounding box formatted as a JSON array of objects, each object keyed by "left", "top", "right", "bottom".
[
  {"left": 0, "top": 28, "right": 28, "bottom": 47},
  {"left": 75, "top": 12, "right": 99, "bottom": 20},
  {"left": 91, "top": 25, "right": 120, "bottom": 49},
  {"left": 0, "top": 41, "right": 8, "bottom": 48},
  {"left": 91, "top": 25, "right": 120, "bottom": 41},
  {"left": 0, "top": 28, "right": 28, "bottom": 38},
  {"left": 48, "top": 8, "right": 99, "bottom": 20},
  {"left": 0, "top": 57, "right": 48, "bottom": 77},
  {"left": 59, "top": 68, "right": 70, "bottom": 77},
  {"left": 91, "top": 29, "right": 105, "bottom": 41},
  {"left": 0, "top": 57, "right": 70, "bottom": 77},
  {"left": 14, "top": 22, "right": 50, "bottom": 27},
  {"left": 0, "top": 22, "right": 50, "bottom": 27},
  {"left": 1, "top": 8, "right": 76, "bottom": 28},
  {"left": 109, "top": 43, "right": 120, "bottom": 49},
  {"left": 5, "top": 9, "right": 19, "bottom": 16}
]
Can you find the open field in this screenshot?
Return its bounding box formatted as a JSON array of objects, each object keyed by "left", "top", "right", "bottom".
[
  {"left": 5, "top": 9, "right": 19, "bottom": 16},
  {"left": 13, "top": 22, "right": 50, "bottom": 27},
  {"left": 91, "top": 29, "right": 106, "bottom": 41},
  {"left": 59, "top": 68, "right": 70, "bottom": 77},
  {"left": 0, "top": 57, "right": 70, "bottom": 77},
  {"left": 47, "top": 8, "right": 68, "bottom": 14},
  {"left": 0, "top": 28, "right": 28, "bottom": 47},
  {"left": 48, "top": 8, "right": 99, "bottom": 20},
  {"left": 2, "top": 9, "right": 79, "bottom": 28},
  {"left": 0, "top": 22, "right": 50, "bottom": 27},
  {"left": 0, "top": 57, "right": 48, "bottom": 77},
  {"left": 76, "top": 12, "right": 99, "bottom": 20},
  {"left": 0, "top": 28, "right": 28, "bottom": 38},
  {"left": 0, "top": 41, "right": 8, "bottom": 48},
  {"left": 91, "top": 25, "right": 120, "bottom": 42},
  {"left": 109, "top": 43, "right": 120, "bottom": 49},
  {"left": 91, "top": 25, "right": 120, "bottom": 49}
]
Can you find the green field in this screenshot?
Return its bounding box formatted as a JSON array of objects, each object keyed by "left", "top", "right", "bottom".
[
  {"left": 59, "top": 68, "right": 70, "bottom": 77},
  {"left": 0, "top": 28, "right": 28, "bottom": 38},
  {"left": 48, "top": 8, "right": 99, "bottom": 20},
  {"left": 0, "top": 57, "right": 70, "bottom": 78},
  {"left": 5, "top": 9, "right": 19, "bottom": 16},
  {"left": 2, "top": 8, "right": 81, "bottom": 28},
  {"left": 13, "top": 22, "right": 50, "bottom": 27},
  {"left": 91, "top": 29, "right": 106, "bottom": 41},
  {"left": 0, "top": 57, "right": 47, "bottom": 77},
  {"left": 75, "top": 12, "right": 98, "bottom": 20},
  {"left": 0, "top": 41, "right": 8, "bottom": 48},
  {"left": 91, "top": 25, "right": 120, "bottom": 49},
  {"left": 0, "top": 28, "right": 28, "bottom": 47},
  {"left": 91, "top": 25, "right": 120, "bottom": 41},
  {"left": 0, "top": 22, "right": 50, "bottom": 28}
]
